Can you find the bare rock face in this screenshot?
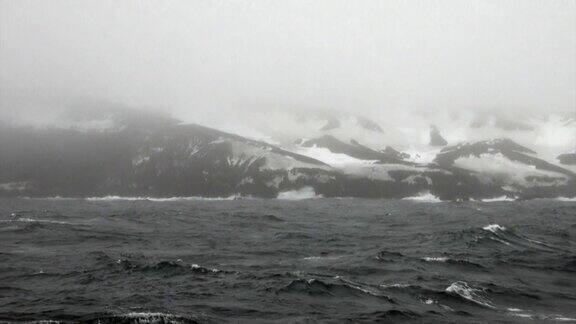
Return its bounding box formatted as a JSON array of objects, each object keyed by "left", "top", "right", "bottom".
[
  {"left": 558, "top": 152, "right": 576, "bottom": 165},
  {"left": 381, "top": 146, "right": 410, "bottom": 161},
  {"left": 429, "top": 125, "right": 448, "bottom": 146}
]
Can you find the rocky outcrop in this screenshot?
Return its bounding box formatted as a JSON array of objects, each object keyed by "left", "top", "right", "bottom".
[
  {"left": 557, "top": 152, "right": 576, "bottom": 165},
  {"left": 429, "top": 125, "right": 448, "bottom": 146},
  {"left": 380, "top": 146, "right": 410, "bottom": 161}
]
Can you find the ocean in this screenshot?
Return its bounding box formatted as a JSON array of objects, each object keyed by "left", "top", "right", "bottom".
[{"left": 0, "top": 197, "right": 575, "bottom": 323}]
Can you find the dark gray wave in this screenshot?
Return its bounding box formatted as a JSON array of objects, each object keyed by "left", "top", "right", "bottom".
[{"left": 1, "top": 198, "right": 575, "bottom": 323}]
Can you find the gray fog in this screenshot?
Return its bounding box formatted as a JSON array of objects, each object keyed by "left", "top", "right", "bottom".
[{"left": 1, "top": 0, "right": 574, "bottom": 128}]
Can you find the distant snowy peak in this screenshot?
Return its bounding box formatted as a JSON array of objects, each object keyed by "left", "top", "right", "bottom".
[
  {"left": 435, "top": 139, "right": 556, "bottom": 175},
  {"left": 437, "top": 138, "right": 536, "bottom": 158},
  {"left": 299, "top": 114, "right": 384, "bottom": 133},
  {"left": 435, "top": 138, "right": 575, "bottom": 195},
  {"left": 429, "top": 125, "right": 448, "bottom": 146}
]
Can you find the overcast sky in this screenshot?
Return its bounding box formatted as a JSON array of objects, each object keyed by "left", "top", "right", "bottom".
[{"left": 1, "top": 0, "right": 574, "bottom": 125}]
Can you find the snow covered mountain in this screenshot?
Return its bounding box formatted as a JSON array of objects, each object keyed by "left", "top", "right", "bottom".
[
  {"left": 434, "top": 139, "right": 576, "bottom": 199},
  {"left": 290, "top": 134, "right": 575, "bottom": 200},
  {"left": 0, "top": 107, "right": 574, "bottom": 200}
]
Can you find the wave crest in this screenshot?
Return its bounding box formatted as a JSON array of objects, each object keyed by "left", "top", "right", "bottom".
[
  {"left": 445, "top": 281, "right": 495, "bottom": 309},
  {"left": 277, "top": 187, "right": 321, "bottom": 200},
  {"left": 482, "top": 224, "right": 506, "bottom": 233},
  {"left": 402, "top": 192, "right": 442, "bottom": 203}
]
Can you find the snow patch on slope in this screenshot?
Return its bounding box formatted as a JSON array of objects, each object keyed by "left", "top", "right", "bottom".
[
  {"left": 403, "top": 147, "right": 443, "bottom": 164},
  {"left": 295, "top": 146, "right": 376, "bottom": 166},
  {"left": 454, "top": 153, "right": 567, "bottom": 187}
]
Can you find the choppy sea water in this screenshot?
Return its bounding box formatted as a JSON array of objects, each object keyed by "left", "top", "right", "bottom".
[{"left": 0, "top": 198, "right": 575, "bottom": 323}]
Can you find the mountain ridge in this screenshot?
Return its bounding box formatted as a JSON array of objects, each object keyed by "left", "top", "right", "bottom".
[{"left": 1, "top": 111, "right": 574, "bottom": 200}]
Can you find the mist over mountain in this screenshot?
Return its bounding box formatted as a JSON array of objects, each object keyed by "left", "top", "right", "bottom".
[
  {"left": 0, "top": 1, "right": 574, "bottom": 200},
  {"left": 0, "top": 103, "right": 574, "bottom": 200}
]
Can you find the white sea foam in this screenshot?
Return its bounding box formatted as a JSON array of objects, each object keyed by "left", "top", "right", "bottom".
[
  {"left": 379, "top": 283, "right": 411, "bottom": 289},
  {"left": 553, "top": 316, "right": 576, "bottom": 322},
  {"left": 402, "top": 192, "right": 442, "bottom": 203},
  {"left": 506, "top": 307, "right": 533, "bottom": 319},
  {"left": 505, "top": 308, "right": 576, "bottom": 322},
  {"left": 302, "top": 255, "right": 342, "bottom": 261},
  {"left": 556, "top": 197, "right": 576, "bottom": 202},
  {"left": 481, "top": 196, "right": 516, "bottom": 202},
  {"left": 483, "top": 224, "right": 506, "bottom": 233},
  {"left": 277, "top": 187, "right": 321, "bottom": 200},
  {"left": 491, "top": 237, "right": 512, "bottom": 245},
  {"left": 190, "top": 264, "right": 220, "bottom": 273},
  {"left": 445, "top": 281, "right": 495, "bottom": 308},
  {"left": 21, "top": 196, "right": 76, "bottom": 200},
  {"left": 422, "top": 257, "right": 448, "bottom": 262},
  {"left": 0, "top": 218, "right": 69, "bottom": 225},
  {"left": 84, "top": 195, "right": 241, "bottom": 202},
  {"left": 21, "top": 195, "right": 243, "bottom": 201},
  {"left": 482, "top": 224, "right": 512, "bottom": 245},
  {"left": 122, "top": 312, "right": 180, "bottom": 322},
  {"left": 337, "top": 277, "right": 382, "bottom": 297}
]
